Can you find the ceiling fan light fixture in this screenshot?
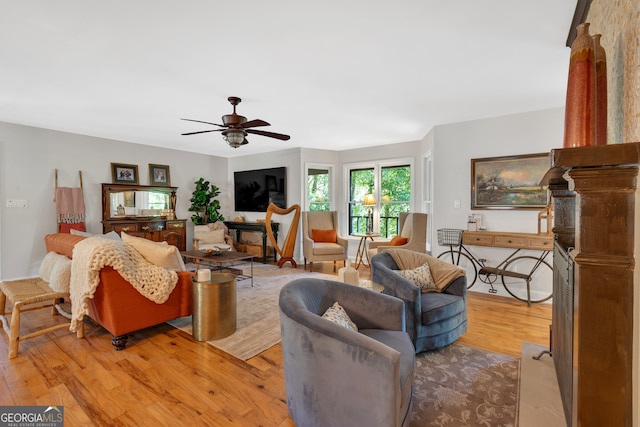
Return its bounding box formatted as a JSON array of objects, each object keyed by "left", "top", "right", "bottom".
[
  {"left": 223, "top": 129, "right": 246, "bottom": 148},
  {"left": 182, "top": 97, "right": 290, "bottom": 148}
]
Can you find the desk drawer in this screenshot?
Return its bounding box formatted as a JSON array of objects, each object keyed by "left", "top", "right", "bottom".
[
  {"left": 114, "top": 224, "right": 138, "bottom": 233},
  {"left": 528, "top": 236, "right": 553, "bottom": 250},
  {"left": 494, "top": 235, "right": 527, "bottom": 248},
  {"left": 462, "top": 233, "right": 494, "bottom": 246}
]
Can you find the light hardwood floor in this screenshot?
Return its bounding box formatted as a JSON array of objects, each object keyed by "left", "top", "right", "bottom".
[{"left": 0, "top": 262, "right": 551, "bottom": 426}]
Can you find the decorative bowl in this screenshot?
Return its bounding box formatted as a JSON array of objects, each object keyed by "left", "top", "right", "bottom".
[{"left": 198, "top": 245, "right": 231, "bottom": 256}]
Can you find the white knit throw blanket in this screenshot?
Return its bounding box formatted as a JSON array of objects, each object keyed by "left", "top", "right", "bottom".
[{"left": 69, "top": 236, "right": 178, "bottom": 332}]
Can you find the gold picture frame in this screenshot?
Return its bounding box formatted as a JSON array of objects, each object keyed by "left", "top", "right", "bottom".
[
  {"left": 471, "top": 153, "right": 549, "bottom": 209},
  {"left": 111, "top": 163, "right": 139, "bottom": 184},
  {"left": 149, "top": 164, "right": 171, "bottom": 186}
]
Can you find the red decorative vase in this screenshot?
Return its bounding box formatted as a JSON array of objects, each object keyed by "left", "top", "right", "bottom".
[
  {"left": 592, "top": 34, "right": 607, "bottom": 145},
  {"left": 563, "top": 23, "right": 596, "bottom": 148}
]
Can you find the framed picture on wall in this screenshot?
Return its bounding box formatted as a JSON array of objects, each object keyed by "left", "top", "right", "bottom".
[
  {"left": 111, "top": 163, "right": 139, "bottom": 184},
  {"left": 149, "top": 164, "right": 171, "bottom": 186},
  {"left": 471, "top": 153, "right": 549, "bottom": 209}
]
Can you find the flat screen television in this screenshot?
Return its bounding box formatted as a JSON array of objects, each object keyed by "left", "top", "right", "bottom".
[{"left": 234, "top": 167, "right": 286, "bottom": 212}]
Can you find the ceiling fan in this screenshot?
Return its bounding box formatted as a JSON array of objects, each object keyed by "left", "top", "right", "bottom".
[{"left": 181, "top": 96, "right": 291, "bottom": 148}]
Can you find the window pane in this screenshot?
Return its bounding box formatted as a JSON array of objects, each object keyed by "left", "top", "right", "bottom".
[
  {"left": 308, "top": 168, "right": 330, "bottom": 211},
  {"left": 380, "top": 165, "right": 411, "bottom": 237},
  {"left": 149, "top": 192, "right": 168, "bottom": 210},
  {"left": 349, "top": 168, "right": 374, "bottom": 234},
  {"left": 381, "top": 165, "right": 411, "bottom": 202}
]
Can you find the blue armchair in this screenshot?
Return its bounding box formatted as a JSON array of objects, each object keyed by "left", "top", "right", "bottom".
[
  {"left": 371, "top": 251, "right": 467, "bottom": 353},
  {"left": 279, "top": 278, "right": 415, "bottom": 427}
]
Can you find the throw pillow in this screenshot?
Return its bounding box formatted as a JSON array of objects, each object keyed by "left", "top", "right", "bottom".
[
  {"left": 39, "top": 251, "right": 69, "bottom": 282},
  {"left": 70, "top": 229, "right": 122, "bottom": 240},
  {"left": 49, "top": 255, "right": 72, "bottom": 292},
  {"left": 396, "top": 262, "right": 437, "bottom": 292},
  {"left": 70, "top": 229, "right": 93, "bottom": 237},
  {"left": 102, "top": 231, "right": 122, "bottom": 241},
  {"left": 312, "top": 229, "right": 337, "bottom": 243},
  {"left": 322, "top": 302, "right": 358, "bottom": 332},
  {"left": 121, "top": 232, "right": 186, "bottom": 271},
  {"left": 388, "top": 236, "right": 409, "bottom": 246}
]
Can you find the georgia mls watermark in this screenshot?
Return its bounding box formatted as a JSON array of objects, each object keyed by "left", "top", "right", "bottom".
[{"left": 0, "top": 406, "right": 64, "bottom": 427}]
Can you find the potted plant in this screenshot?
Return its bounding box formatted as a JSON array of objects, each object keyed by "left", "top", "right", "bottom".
[{"left": 188, "top": 178, "right": 225, "bottom": 225}]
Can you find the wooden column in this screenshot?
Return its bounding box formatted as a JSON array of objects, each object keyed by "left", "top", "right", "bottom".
[
  {"left": 546, "top": 142, "right": 640, "bottom": 427},
  {"left": 566, "top": 165, "right": 635, "bottom": 427}
]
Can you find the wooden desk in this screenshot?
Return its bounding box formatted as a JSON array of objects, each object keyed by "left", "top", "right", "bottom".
[
  {"left": 224, "top": 221, "right": 279, "bottom": 263},
  {"left": 103, "top": 218, "right": 187, "bottom": 251},
  {"left": 462, "top": 230, "right": 553, "bottom": 251},
  {"left": 461, "top": 230, "right": 554, "bottom": 306}
]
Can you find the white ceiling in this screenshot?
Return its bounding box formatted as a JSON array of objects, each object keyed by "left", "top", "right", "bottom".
[{"left": 0, "top": 1, "right": 577, "bottom": 158}]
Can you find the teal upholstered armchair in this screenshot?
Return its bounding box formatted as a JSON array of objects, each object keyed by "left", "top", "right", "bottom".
[
  {"left": 371, "top": 250, "right": 467, "bottom": 353},
  {"left": 279, "top": 278, "right": 415, "bottom": 427}
]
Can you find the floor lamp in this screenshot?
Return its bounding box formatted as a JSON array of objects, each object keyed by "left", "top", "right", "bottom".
[{"left": 363, "top": 193, "right": 376, "bottom": 234}]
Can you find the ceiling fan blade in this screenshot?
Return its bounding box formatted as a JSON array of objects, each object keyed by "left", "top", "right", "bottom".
[
  {"left": 181, "top": 118, "right": 225, "bottom": 127},
  {"left": 246, "top": 129, "right": 291, "bottom": 140},
  {"left": 241, "top": 119, "right": 270, "bottom": 128},
  {"left": 181, "top": 129, "right": 223, "bottom": 136},
  {"left": 241, "top": 138, "right": 249, "bottom": 145}
]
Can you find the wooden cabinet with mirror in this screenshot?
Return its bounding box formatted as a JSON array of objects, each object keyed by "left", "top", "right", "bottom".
[{"left": 101, "top": 183, "right": 187, "bottom": 250}]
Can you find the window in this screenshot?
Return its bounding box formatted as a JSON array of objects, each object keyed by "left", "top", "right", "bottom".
[
  {"left": 305, "top": 164, "right": 332, "bottom": 211},
  {"left": 148, "top": 192, "right": 169, "bottom": 210},
  {"left": 347, "top": 160, "right": 412, "bottom": 237},
  {"left": 349, "top": 167, "right": 374, "bottom": 234},
  {"left": 380, "top": 165, "right": 411, "bottom": 237}
]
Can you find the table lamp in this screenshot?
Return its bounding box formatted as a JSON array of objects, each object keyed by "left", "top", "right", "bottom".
[{"left": 363, "top": 193, "right": 376, "bottom": 234}]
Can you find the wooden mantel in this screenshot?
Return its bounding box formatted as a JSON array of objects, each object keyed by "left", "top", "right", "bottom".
[{"left": 545, "top": 142, "right": 639, "bottom": 427}]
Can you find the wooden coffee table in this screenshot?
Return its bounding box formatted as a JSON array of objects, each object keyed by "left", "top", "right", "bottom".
[{"left": 182, "top": 250, "right": 256, "bottom": 286}]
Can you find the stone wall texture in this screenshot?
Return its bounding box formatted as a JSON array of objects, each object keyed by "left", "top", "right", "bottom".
[{"left": 588, "top": 0, "right": 640, "bottom": 144}]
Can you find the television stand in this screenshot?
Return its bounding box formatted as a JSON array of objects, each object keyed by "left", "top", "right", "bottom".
[{"left": 224, "top": 221, "right": 279, "bottom": 263}]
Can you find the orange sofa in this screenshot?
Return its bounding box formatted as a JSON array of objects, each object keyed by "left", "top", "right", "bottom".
[{"left": 44, "top": 233, "right": 193, "bottom": 350}]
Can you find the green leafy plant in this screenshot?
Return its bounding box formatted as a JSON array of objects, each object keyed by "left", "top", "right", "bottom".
[{"left": 188, "top": 178, "right": 225, "bottom": 225}]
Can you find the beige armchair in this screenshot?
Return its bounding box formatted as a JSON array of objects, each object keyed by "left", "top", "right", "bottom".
[
  {"left": 192, "top": 223, "right": 234, "bottom": 252},
  {"left": 368, "top": 213, "right": 427, "bottom": 260},
  {"left": 302, "top": 211, "right": 348, "bottom": 272}
]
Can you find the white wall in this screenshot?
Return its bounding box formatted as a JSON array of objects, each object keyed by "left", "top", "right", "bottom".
[
  {"left": 430, "top": 107, "right": 564, "bottom": 296},
  {"left": 0, "top": 107, "right": 563, "bottom": 280},
  {"left": 0, "top": 121, "right": 227, "bottom": 279},
  {"left": 226, "top": 148, "right": 305, "bottom": 259}
]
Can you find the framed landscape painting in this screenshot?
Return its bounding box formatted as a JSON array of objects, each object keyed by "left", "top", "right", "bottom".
[{"left": 471, "top": 153, "right": 549, "bottom": 209}]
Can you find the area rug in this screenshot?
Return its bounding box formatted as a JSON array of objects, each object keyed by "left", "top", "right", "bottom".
[
  {"left": 168, "top": 264, "right": 336, "bottom": 360},
  {"left": 410, "top": 343, "right": 520, "bottom": 427}
]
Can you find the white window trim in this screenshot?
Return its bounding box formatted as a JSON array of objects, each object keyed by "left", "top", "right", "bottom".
[
  {"left": 304, "top": 162, "right": 334, "bottom": 211},
  {"left": 343, "top": 157, "right": 415, "bottom": 235}
]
